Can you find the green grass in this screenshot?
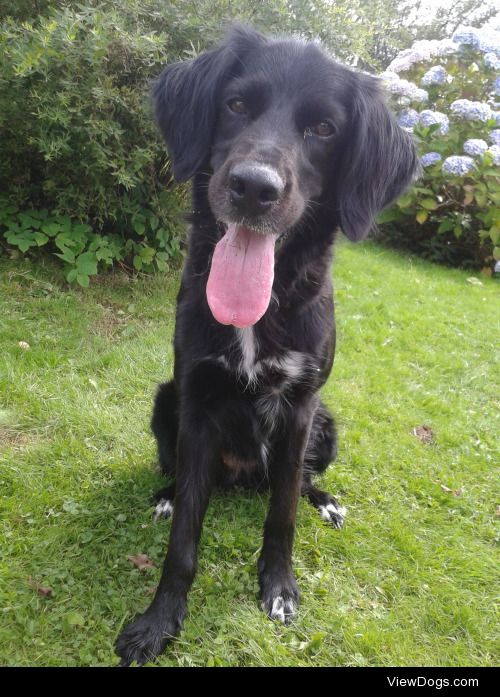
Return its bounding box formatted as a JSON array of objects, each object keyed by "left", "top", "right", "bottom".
[{"left": 0, "top": 241, "right": 498, "bottom": 667}]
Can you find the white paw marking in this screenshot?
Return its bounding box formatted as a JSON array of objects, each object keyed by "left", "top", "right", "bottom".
[
  {"left": 153, "top": 499, "right": 174, "bottom": 521},
  {"left": 265, "top": 595, "right": 296, "bottom": 623},
  {"left": 318, "top": 502, "right": 346, "bottom": 528}
]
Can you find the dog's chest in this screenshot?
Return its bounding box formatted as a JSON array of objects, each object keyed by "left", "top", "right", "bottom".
[
  {"left": 221, "top": 327, "right": 317, "bottom": 432},
  {"left": 233, "top": 326, "right": 307, "bottom": 384}
]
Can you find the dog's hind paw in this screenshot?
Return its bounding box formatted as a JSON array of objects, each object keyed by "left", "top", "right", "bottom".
[
  {"left": 318, "top": 501, "right": 346, "bottom": 528},
  {"left": 152, "top": 498, "right": 174, "bottom": 522}
]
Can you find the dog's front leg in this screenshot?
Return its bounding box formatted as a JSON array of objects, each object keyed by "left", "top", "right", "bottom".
[
  {"left": 258, "top": 400, "right": 313, "bottom": 624},
  {"left": 115, "top": 420, "right": 217, "bottom": 666}
]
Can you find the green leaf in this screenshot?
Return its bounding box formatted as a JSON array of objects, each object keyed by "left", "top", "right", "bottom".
[
  {"left": 376, "top": 209, "right": 399, "bottom": 224},
  {"left": 397, "top": 193, "right": 413, "bottom": 208},
  {"left": 474, "top": 192, "right": 487, "bottom": 207},
  {"left": 488, "top": 226, "right": 500, "bottom": 245},
  {"left": 309, "top": 632, "right": 326, "bottom": 650},
  {"left": 76, "top": 274, "right": 90, "bottom": 287},
  {"left": 18, "top": 214, "right": 41, "bottom": 230},
  {"left": 17, "top": 239, "right": 35, "bottom": 253},
  {"left": 41, "top": 222, "right": 62, "bottom": 237},
  {"left": 427, "top": 123, "right": 441, "bottom": 135},
  {"left": 75, "top": 251, "right": 98, "bottom": 277},
  {"left": 34, "top": 232, "right": 49, "bottom": 246},
  {"left": 139, "top": 245, "right": 156, "bottom": 263},
  {"left": 63, "top": 612, "right": 85, "bottom": 632},
  {"left": 148, "top": 214, "right": 159, "bottom": 231},
  {"left": 437, "top": 219, "right": 454, "bottom": 234},
  {"left": 416, "top": 211, "right": 428, "bottom": 225},
  {"left": 73, "top": 223, "right": 92, "bottom": 236},
  {"left": 420, "top": 198, "right": 438, "bottom": 211},
  {"left": 54, "top": 250, "right": 76, "bottom": 264}
]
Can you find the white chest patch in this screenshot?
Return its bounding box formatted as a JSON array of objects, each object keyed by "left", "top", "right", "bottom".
[
  {"left": 236, "top": 327, "right": 259, "bottom": 384},
  {"left": 265, "top": 351, "right": 306, "bottom": 380},
  {"left": 227, "top": 329, "right": 311, "bottom": 393}
]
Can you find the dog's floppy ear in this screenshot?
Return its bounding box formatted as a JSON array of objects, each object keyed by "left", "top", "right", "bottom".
[
  {"left": 336, "top": 74, "right": 420, "bottom": 242},
  {"left": 152, "top": 48, "right": 231, "bottom": 182},
  {"left": 152, "top": 26, "right": 267, "bottom": 182}
]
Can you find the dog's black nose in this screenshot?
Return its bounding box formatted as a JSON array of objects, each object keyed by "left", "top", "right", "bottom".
[{"left": 229, "top": 163, "right": 284, "bottom": 218}]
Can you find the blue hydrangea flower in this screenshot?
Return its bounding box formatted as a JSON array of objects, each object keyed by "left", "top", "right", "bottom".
[
  {"left": 452, "top": 26, "right": 500, "bottom": 56},
  {"left": 397, "top": 108, "right": 419, "bottom": 129},
  {"left": 494, "top": 112, "right": 500, "bottom": 126},
  {"left": 387, "top": 39, "right": 457, "bottom": 73},
  {"left": 484, "top": 52, "right": 500, "bottom": 70},
  {"left": 442, "top": 156, "right": 475, "bottom": 176},
  {"left": 487, "top": 145, "right": 500, "bottom": 165},
  {"left": 413, "top": 89, "right": 429, "bottom": 104},
  {"left": 418, "top": 109, "right": 449, "bottom": 135},
  {"left": 463, "top": 139, "right": 488, "bottom": 157},
  {"left": 421, "top": 65, "right": 449, "bottom": 86},
  {"left": 478, "top": 32, "right": 500, "bottom": 56},
  {"left": 489, "top": 129, "right": 500, "bottom": 146},
  {"left": 387, "top": 50, "right": 417, "bottom": 73},
  {"left": 379, "top": 70, "right": 399, "bottom": 83},
  {"left": 450, "top": 99, "right": 492, "bottom": 122},
  {"left": 421, "top": 152, "right": 442, "bottom": 167},
  {"left": 435, "top": 39, "right": 458, "bottom": 57},
  {"left": 385, "top": 77, "right": 428, "bottom": 103},
  {"left": 494, "top": 76, "right": 500, "bottom": 97},
  {"left": 452, "top": 27, "right": 481, "bottom": 49}
]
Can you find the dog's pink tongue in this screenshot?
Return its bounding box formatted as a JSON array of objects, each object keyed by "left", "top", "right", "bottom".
[{"left": 206, "top": 224, "right": 275, "bottom": 328}]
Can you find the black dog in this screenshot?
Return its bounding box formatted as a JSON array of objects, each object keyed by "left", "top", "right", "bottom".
[{"left": 115, "top": 26, "right": 419, "bottom": 666}]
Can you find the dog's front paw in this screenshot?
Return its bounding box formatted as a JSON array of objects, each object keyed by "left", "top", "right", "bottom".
[
  {"left": 259, "top": 565, "right": 299, "bottom": 625},
  {"left": 115, "top": 611, "right": 178, "bottom": 666},
  {"left": 261, "top": 590, "right": 298, "bottom": 624}
]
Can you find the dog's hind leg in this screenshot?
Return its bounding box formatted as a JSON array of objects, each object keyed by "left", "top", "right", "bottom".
[
  {"left": 151, "top": 381, "right": 178, "bottom": 520},
  {"left": 301, "top": 476, "right": 346, "bottom": 529},
  {"left": 302, "top": 401, "right": 346, "bottom": 528},
  {"left": 303, "top": 400, "right": 337, "bottom": 473}
]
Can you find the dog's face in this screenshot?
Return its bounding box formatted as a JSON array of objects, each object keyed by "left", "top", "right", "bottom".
[
  {"left": 207, "top": 40, "right": 351, "bottom": 237},
  {"left": 153, "top": 27, "right": 419, "bottom": 327},
  {"left": 153, "top": 26, "right": 419, "bottom": 243}
]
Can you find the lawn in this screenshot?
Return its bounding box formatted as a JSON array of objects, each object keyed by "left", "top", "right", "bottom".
[{"left": 0, "top": 240, "right": 498, "bottom": 667}]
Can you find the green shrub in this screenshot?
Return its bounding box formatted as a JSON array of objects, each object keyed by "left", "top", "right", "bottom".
[
  {"left": 0, "top": 200, "right": 183, "bottom": 285},
  {"left": 0, "top": 4, "right": 186, "bottom": 279},
  {"left": 375, "top": 27, "right": 500, "bottom": 270}
]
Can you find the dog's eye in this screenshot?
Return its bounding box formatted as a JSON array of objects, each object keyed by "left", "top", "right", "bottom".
[
  {"left": 227, "top": 98, "right": 248, "bottom": 115},
  {"left": 305, "top": 121, "right": 336, "bottom": 138}
]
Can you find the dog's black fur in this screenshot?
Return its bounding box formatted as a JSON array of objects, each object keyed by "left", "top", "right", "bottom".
[{"left": 115, "top": 26, "right": 419, "bottom": 665}]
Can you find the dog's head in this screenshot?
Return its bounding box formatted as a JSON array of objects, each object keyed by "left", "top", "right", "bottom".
[
  {"left": 153, "top": 26, "right": 419, "bottom": 241},
  {"left": 153, "top": 26, "right": 419, "bottom": 326}
]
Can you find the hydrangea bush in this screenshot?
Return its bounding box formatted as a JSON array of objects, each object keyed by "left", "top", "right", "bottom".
[{"left": 376, "top": 25, "right": 500, "bottom": 270}]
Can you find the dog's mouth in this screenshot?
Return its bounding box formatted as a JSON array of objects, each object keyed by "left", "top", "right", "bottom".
[{"left": 206, "top": 223, "right": 278, "bottom": 328}]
